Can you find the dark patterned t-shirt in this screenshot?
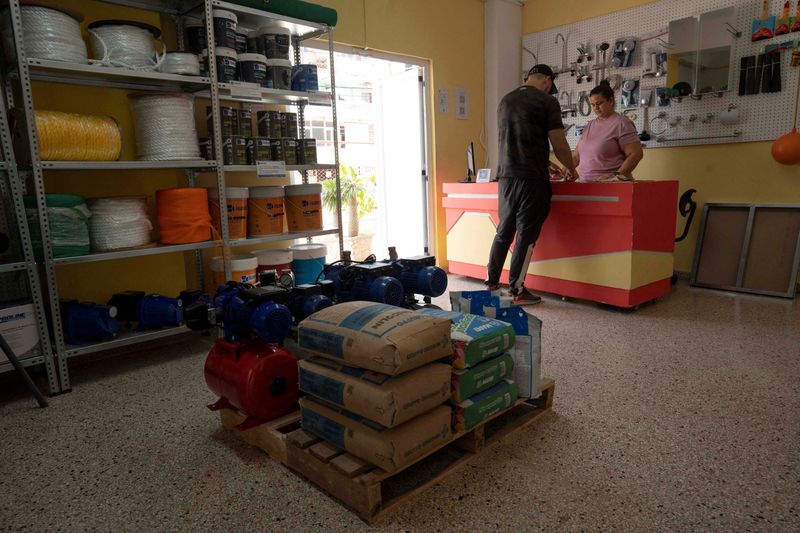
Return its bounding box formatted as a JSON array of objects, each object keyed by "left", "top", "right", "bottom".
[{"left": 496, "top": 85, "right": 563, "bottom": 180}]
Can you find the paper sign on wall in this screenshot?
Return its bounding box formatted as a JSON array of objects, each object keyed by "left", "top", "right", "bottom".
[
  {"left": 455, "top": 88, "right": 469, "bottom": 120},
  {"left": 438, "top": 89, "right": 449, "bottom": 113}
]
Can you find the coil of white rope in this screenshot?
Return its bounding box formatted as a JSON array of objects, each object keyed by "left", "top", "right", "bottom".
[
  {"left": 89, "top": 23, "right": 165, "bottom": 71},
  {"left": 88, "top": 197, "right": 153, "bottom": 251},
  {"left": 17, "top": 6, "right": 88, "bottom": 63},
  {"left": 130, "top": 93, "right": 200, "bottom": 161},
  {"left": 159, "top": 52, "right": 201, "bottom": 76}
]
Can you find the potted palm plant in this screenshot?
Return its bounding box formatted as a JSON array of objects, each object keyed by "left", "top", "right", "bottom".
[{"left": 321, "top": 165, "right": 377, "bottom": 237}]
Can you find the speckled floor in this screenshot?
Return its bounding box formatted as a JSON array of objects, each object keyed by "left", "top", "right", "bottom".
[{"left": 1, "top": 278, "right": 799, "bottom": 532}]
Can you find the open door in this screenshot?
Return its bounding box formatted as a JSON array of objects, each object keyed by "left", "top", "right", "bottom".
[{"left": 374, "top": 67, "right": 427, "bottom": 257}]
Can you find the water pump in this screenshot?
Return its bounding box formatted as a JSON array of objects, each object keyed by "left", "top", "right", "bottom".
[
  {"left": 107, "top": 291, "right": 183, "bottom": 331},
  {"left": 289, "top": 280, "right": 335, "bottom": 323},
  {"left": 61, "top": 300, "right": 120, "bottom": 345},
  {"left": 388, "top": 254, "right": 448, "bottom": 304},
  {"left": 323, "top": 261, "right": 405, "bottom": 306}
]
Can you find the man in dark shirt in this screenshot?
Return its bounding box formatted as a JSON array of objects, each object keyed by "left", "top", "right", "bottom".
[{"left": 486, "top": 64, "right": 577, "bottom": 304}]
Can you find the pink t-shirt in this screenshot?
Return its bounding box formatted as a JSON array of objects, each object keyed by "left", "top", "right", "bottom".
[{"left": 576, "top": 113, "right": 639, "bottom": 182}]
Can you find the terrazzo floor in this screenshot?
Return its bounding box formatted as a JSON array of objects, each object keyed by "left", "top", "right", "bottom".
[{"left": 1, "top": 277, "right": 799, "bottom": 531}]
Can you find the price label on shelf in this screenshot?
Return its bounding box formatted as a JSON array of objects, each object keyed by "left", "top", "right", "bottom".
[
  {"left": 257, "top": 160, "right": 286, "bottom": 177},
  {"left": 228, "top": 81, "right": 262, "bottom": 100}
]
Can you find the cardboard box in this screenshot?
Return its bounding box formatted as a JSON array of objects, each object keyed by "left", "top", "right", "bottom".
[
  {"left": 298, "top": 301, "right": 453, "bottom": 375},
  {"left": 299, "top": 397, "right": 452, "bottom": 472},
  {"left": 452, "top": 379, "right": 518, "bottom": 432},
  {"left": 0, "top": 303, "right": 41, "bottom": 363},
  {"left": 299, "top": 358, "right": 451, "bottom": 428},
  {"left": 417, "top": 308, "right": 515, "bottom": 369},
  {"left": 451, "top": 352, "right": 513, "bottom": 403}
]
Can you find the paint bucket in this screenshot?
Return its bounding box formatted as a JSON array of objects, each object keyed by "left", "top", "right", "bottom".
[
  {"left": 265, "top": 58, "right": 291, "bottom": 90},
  {"left": 248, "top": 186, "right": 285, "bottom": 236},
  {"left": 237, "top": 109, "right": 253, "bottom": 136},
  {"left": 247, "top": 137, "right": 272, "bottom": 164},
  {"left": 207, "top": 187, "right": 249, "bottom": 239},
  {"left": 289, "top": 243, "right": 327, "bottom": 285},
  {"left": 252, "top": 248, "right": 293, "bottom": 277},
  {"left": 298, "top": 138, "right": 317, "bottom": 164},
  {"left": 198, "top": 137, "right": 213, "bottom": 160},
  {"left": 186, "top": 21, "right": 205, "bottom": 54},
  {"left": 235, "top": 32, "right": 247, "bottom": 54},
  {"left": 211, "top": 255, "right": 258, "bottom": 288},
  {"left": 282, "top": 112, "right": 297, "bottom": 138},
  {"left": 257, "top": 111, "right": 283, "bottom": 138},
  {"left": 259, "top": 24, "right": 291, "bottom": 59},
  {"left": 207, "top": 105, "right": 237, "bottom": 137},
  {"left": 269, "top": 138, "right": 284, "bottom": 161},
  {"left": 199, "top": 49, "right": 208, "bottom": 76},
  {"left": 215, "top": 46, "right": 238, "bottom": 83},
  {"left": 212, "top": 9, "right": 237, "bottom": 49},
  {"left": 291, "top": 64, "right": 319, "bottom": 91},
  {"left": 222, "top": 136, "right": 248, "bottom": 165},
  {"left": 238, "top": 53, "right": 267, "bottom": 86},
  {"left": 280, "top": 138, "right": 298, "bottom": 164},
  {"left": 284, "top": 183, "right": 322, "bottom": 231}
]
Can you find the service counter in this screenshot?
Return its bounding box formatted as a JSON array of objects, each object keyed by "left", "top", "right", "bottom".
[{"left": 443, "top": 180, "right": 679, "bottom": 308}]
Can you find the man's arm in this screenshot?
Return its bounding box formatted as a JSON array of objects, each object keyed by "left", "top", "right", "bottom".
[{"left": 549, "top": 128, "right": 578, "bottom": 181}]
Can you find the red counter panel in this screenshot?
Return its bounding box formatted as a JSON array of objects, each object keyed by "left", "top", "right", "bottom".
[{"left": 443, "top": 180, "right": 679, "bottom": 308}]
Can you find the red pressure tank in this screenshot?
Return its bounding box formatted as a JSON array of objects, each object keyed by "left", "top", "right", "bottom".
[{"left": 204, "top": 338, "right": 299, "bottom": 430}]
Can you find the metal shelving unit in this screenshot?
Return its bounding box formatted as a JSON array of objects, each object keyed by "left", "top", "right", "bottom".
[
  {"left": 64, "top": 326, "right": 191, "bottom": 357},
  {"left": 4, "top": 0, "right": 342, "bottom": 390},
  {"left": 39, "top": 160, "right": 217, "bottom": 171},
  {"left": 0, "top": 78, "right": 60, "bottom": 394}
]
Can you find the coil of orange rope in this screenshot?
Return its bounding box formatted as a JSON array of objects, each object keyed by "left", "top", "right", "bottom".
[{"left": 156, "top": 188, "right": 212, "bottom": 244}]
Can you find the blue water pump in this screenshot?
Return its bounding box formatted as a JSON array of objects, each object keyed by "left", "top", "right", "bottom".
[
  {"left": 323, "top": 261, "right": 404, "bottom": 306},
  {"left": 187, "top": 283, "right": 293, "bottom": 343},
  {"left": 61, "top": 300, "right": 120, "bottom": 345},
  {"left": 289, "top": 281, "right": 335, "bottom": 323},
  {"left": 389, "top": 255, "right": 448, "bottom": 300},
  {"left": 108, "top": 291, "right": 183, "bottom": 331}
]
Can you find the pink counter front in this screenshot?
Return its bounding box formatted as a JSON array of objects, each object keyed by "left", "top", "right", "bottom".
[{"left": 443, "top": 180, "right": 679, "bottom": 308}]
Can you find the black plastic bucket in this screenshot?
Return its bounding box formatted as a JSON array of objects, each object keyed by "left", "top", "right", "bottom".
[
  {"left": 212, "top": 9, "right": 237, "bottom": 49},
  {"left": 215, "top": 47, "right": 237, "bottom": 83},
  {"left": 238, "top": 53, "right": 267, "bottom": 86},
  {"left": 265, "top": 59, "right": 291, "bottom": 90}
]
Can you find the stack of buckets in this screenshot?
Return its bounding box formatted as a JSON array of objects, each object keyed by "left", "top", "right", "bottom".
[
  {"left": 207, "top": 183, "right": 323, "bottom": 239},
  {"left": 209, "top": 244, "right": 327, "bottom": 289}
]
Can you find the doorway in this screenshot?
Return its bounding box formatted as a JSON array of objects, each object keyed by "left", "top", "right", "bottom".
[{"left": 301, "top": 46, "right": 431, "bottom": 261}]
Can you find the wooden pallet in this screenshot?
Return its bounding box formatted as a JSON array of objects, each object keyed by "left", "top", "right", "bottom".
[
  {"left": 284, "top": 378, "right": 555, "bottom": 524},
  {"left": 219, "top": 408, "right": 301, "bottom": 465}
]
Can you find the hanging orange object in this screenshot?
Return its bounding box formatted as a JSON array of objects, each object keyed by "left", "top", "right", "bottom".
[
  {"left": 771, "top": 127, "right": 800, "bottom": 165},
  {"left": 156, "top": 188, "right": 212, "bottom": 244}
]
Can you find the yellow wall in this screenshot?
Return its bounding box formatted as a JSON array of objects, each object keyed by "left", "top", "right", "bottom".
[
  {"left": 524, "top": 0, "right": 800, "bottom": 272},
  {"left": 312, "top": 0, "right": 486, "bottom": 265}
]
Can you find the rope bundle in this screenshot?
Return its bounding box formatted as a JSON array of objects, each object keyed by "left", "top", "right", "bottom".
[
  {"left": 159, "top": 52, "right": 201, "bottom": 76},
  {"left": 89, "top": 23, "right": 164, "bottom": 71},
  {"left": 88, "top": 197, "right": 153, "bottom": 251},
  {"left": 156, "top": 188, "right": 211, "bottom": 244},
  {"left": 17, "top": 6, "right": 88, "bottom": 63},
  {"left": 130, "top": 94, "right": 200, "bottom": 160},
  {"left": 35, "top": 110, "right": 122, "bottom": 161},
  {"left": 24, "top": 194, "right": 91, "bottom": 258}
]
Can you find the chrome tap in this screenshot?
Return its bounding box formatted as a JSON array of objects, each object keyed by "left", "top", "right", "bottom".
[{"left": 555, "top": 33, "right": 567, "bottom": 73}]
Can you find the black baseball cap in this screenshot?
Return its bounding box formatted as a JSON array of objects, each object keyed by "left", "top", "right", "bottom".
[{"left": 526, "top": 64, "right": 558, "bottom": 94}]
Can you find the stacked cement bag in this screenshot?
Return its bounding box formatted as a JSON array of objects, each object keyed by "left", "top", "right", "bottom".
[
  {"left": 297, "top": 301, "right": 454, "bottom": 473},
  {"left": 418, "top": 309, "right": 518, "bottom": 432}
]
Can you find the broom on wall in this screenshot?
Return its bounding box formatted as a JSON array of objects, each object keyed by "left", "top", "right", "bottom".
[{"left": 771, "top": 52, "right": 800, "bottom": 164}]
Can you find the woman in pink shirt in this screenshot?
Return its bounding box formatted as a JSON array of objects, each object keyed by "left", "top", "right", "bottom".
[{"left": 572, "top": 81, "right": 643, "bottom": 182}]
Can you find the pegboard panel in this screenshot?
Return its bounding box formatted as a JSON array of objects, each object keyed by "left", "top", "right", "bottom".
[{"left": 522, "top": 0, "right": 800, "bottom": 150}]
